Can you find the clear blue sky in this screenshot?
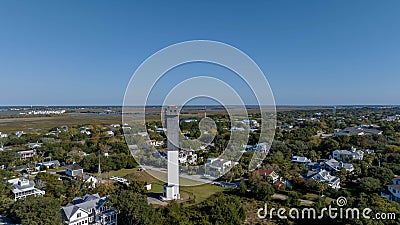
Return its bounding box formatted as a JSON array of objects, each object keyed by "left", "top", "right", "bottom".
[{"left": 0, "top": 0, "right": 399, "bottom": 106}]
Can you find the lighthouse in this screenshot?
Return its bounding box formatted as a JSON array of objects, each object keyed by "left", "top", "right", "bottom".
[{"left": 162, "top": 106, "right": 180, "bottom": 200}]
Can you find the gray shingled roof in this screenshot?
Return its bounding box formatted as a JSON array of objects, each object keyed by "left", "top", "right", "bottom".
[
  {"left": 61, "top": 194, "right": 107, "bottom": 221},
  {"left": 65, "top": 163, "right": 83, "bottom": 171}
]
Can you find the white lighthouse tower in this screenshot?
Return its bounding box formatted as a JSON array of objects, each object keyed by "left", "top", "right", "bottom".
[{"left": 162, "top": 106, "right": 180, "bottom": 200}]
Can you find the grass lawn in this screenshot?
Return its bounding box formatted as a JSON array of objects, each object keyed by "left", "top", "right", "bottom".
[
  {"left": 0, "top": 114, "right": 121, "bottom": 133},
  {"left": 125, "top": 170, "right": 225, "bottom": 204},
  {"left": 180, "top": 184, "right": 225, "bottom": 203},
  {"left": 304, "top": 193, "right": 319, "bottom": 201},
  {"left": 107, "top": 168, "right": 138, "bottom": 177}
]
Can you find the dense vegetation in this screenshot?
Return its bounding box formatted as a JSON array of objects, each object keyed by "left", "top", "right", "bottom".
[{"left": 0, "top": 107, "right": 399, "bottom": 224}]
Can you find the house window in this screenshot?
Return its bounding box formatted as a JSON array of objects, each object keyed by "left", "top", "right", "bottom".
[{"left": 77, "top": 212, "right": 81, "bottom": 218}]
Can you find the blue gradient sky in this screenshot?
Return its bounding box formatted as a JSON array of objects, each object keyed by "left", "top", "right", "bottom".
[{"left": 0, "top": 0, "right": 399, "bottom": 106}]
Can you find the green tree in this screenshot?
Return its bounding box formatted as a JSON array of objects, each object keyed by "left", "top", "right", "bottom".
[
  {"left": 8, "top": 196, "right": 62, "bottom": 225},
  {"left": 360, "top": 177, "right": 381, "bottom": 193},
  {"left": 207, "top": 194, "right": 246, "bottom": 225},
  {"left": 239, "top": 180, "right": 247, "bottom": 195},
  {"left": 253, "top": 182, "right": 275, "bottom": 201},
  {"left": 110, "top": 190, "right": 159, "bottom": 225}
]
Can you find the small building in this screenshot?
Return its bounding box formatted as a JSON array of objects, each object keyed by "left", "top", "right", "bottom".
[
  {"left": 84, "top": 175, "right": 99, "bottom": 189},
  {"left": 17, "top": 149, "right": 36, "bottom": 160},
  {"left": 106, "top": 131, "right": 114, "bottom": 137},
  {"left": 40, "top": 160, "right": 60, "bottom": 169},
  {"left": 26, "top": 142, "right": 43, "bottom": 149},
  {"left": 291, "top": 156, "right": 311, "bottom": 164},
  {"left": 8, "top": 178, "right": 45, "bottom": 201},
  {"left": 65, "top": 163, "right": 84, "bottom": 177},
  {"left": 15, "top": 131, "right": 25, "bottom": 138},
  {"left": 178, "top": 150, "right": 197, "bottom": 165},
  {"left": 61, "top": 194, "right": 117, "bottom": 225},
  {"left": 144, "top": 183, "right": 152, "bottom": 191},
  {"left": 254, "top": 142, "right": 270, "bottom": 154},
  {"left": 0, "top": 132, "right": 8, "bottom": 138}
]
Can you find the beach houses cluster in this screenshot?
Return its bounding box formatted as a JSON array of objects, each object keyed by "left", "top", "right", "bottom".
[
  {"left": 334, "top": 126, "right": 382, "bottom": 137},
  {"left": 291, "top": 147, "right": 372, "bottom": 190}
]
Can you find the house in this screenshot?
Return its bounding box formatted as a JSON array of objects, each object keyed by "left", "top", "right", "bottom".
[
  {"left": 205, "top": 158, "right": 238, "bottom": 177},
  {"left": 332, "top": 146, "right": 364, "bottom": 162},
  {"left": 363, "top": 149, "right": 375, "bottom": 155},
  {"left": 230, "top": 127, "right": 245, "bottom": 132},
  {"left": 80, "top": 127, "right": 92, "bottom": 135},
  {"left": 280, "top": 124, "right": 293, "bottom": 129},
  {"left": 61, "top": 194, "right": 117, "bottom": 225},
  {"left": 182, "top": 119, "right": 197, "bottom": 123},
  {"left": 291, "top": 156, "right": 311, "bottom": 164},
  {"left": 178, "top": 150, "right": 197, "bottom": 165},
  {"left": 65, "top": 163, "right": 84, "bottom": 177},
  {"left": 257, "top": 169, "right": 279, "bottom": 183},
  {"left": 144, "top": 183, "right": 152, "bottom": 191},
  {"left": 156, "top": 127, "right": 166, "bottom": 133},
  {"left": 306, "top": 162, "right": 323, "bottom": 171},
  {"left": 302, "top": 170, "right": 319, "bottom": 180},
  {"left": 242, "top": 119, "right": 259, "bottom": 127},
  {"left": 254, "top": 142, "right": 270, "bottom": 154},
  {"left": 39, "top": 160, "right": 60, "bottom": 169},
  {"left": 0, "top": 214, "right": 17, "bottom": 225},
  {"left": 381, "top": 176, "right": 400, "bottom": 203},
  {"left": 14, "top": 165, "right": 28, "bottom": 173},
  {"left": 306, "top": 169, "right": 341, "bottom": 190},
  {"left": 84, "top": 175, "right": 99, "bottom": 189},
  {"left": 26, "top": 142, "right": 43, "bottom": 149},
  {"left": 323, "top": 159, "right": 354, "bottom": 173},
  {"left": 0, "top": 132, "right": 8, "bottom": 138},
  {"left": 15, "top": 131, "right": 25, "bottom": 138},
  {"left": 106, "top": 131, "right": 114, "bottom": 137},
  {"left": 17, "top": 149, "right": 36, "bottom": 160},
  {"left": 8, "top": 178, "right": 45, "bottom": 201},
  {"left": 334, "top": 127, "right": 382, "bottom": 137}
]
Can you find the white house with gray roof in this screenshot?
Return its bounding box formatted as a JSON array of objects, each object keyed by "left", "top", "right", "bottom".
[
  {"left": 305, "top": 169, "right": 341, "bottom": 190},
  {"left": 61, "top": 194, "right": 117, "bottom": 225},
  {"left": 381, "top": 176, "right": 400, "bottom": 204},
  {"left": 291, "top": 156, "right": 311, "bottom": 164},
  {"left": 65, "top": 163, "right": 84, "bottom": 177},
  {"left": 8, "top": 178, "right": 45, "bottom": 201},
  {"left": 332, "top": 146, "right": 364, "bottom": 162}
]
